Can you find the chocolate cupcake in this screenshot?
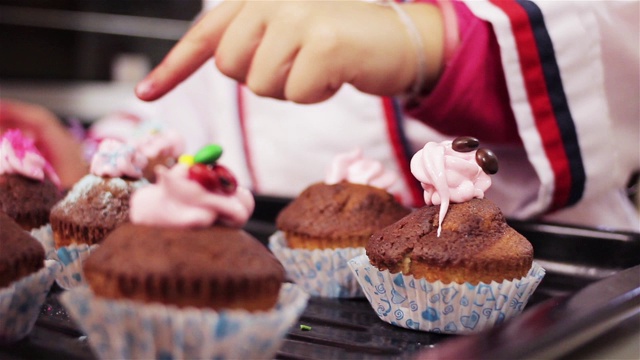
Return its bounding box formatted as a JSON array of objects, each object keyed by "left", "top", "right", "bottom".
[
  {"left": 367, "top": 198, "right": 533, "bottom": 285},
  {"left": 276, "top": 181, "right": 411, "bottom": 249},
  {"left": 0, "top": 130, "right": 62, "bottom": 230},
  {"left": 0, "top": 211, "right": 59, "bottom": 342},
  {"left": 349, "top": 137, "right": 545, "bottom": 334},
  {"left": 270, "top": 148, "right": 411, "bottom": 298},
  {"left": 0, "top": 211, "right": 45, "bottom": 288},
  {"left": 84, "top": 224, "right": 285, "bottom": 311},
  {"left": 49, "top": 139, "right": 148, "bottom": 248},
  {"left": 61, "top": 144, "right": 308, "bottom": 360}
]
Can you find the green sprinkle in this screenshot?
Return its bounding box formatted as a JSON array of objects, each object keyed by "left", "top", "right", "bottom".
[
  {"left": 300, "top": 324, "right": 312, "bottom": 331},
  {"left": 194, "top": 144, "right": 223, "bottom": 164}
]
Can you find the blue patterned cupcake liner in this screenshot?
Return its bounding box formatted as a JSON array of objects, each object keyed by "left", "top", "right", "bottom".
[
  {"left": 348, "top": 254, "right": 545, "bottom": 334},
  {"left": 31, "top": 224, "right": 99, "bottom": 289},
  {"left": 269, "top": 231, "right": 365, "bottom": 298},
  {"left": 0, "top": 260, "right": 60, "bottom": 343},
  {"left": 60, "top": 283, "right": 309, "bottom": 360}
]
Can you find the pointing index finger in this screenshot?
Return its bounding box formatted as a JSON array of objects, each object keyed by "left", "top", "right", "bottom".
[{"left": 135, "top": 1, "right": 244, "bottom": 101}]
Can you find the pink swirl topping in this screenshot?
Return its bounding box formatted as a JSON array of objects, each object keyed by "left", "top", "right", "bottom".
[
  {"left": 90, "top": 139, "right": 148, "bottom": 178},
  {"left": 410, "top": 140, "right": 491, "bottom": 235},
  {"left": 133, "top": 129, "right": 185, "bottom": 159},
  {"left": 129, "top": 163, "right": 254, "bottom": 228},
  {"left": 0, "top": 129, "right": 61, "bottom": 187},
  {"left": 325, "top": 148, "right": 397, "bottom": 190}
]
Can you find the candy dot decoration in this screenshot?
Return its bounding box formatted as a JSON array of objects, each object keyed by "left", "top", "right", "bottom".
[
  {"left": 194, "top": 144, "right": 223, "bottom": 164},
  {"left": 178, "top": 155, "right": 195, "bottom": 166},
  {"left": 185, "top": 144, "right": 238, "bottom": 195},
  {"left": 129, "top": 143, "right": 255, "bottom": 228}
]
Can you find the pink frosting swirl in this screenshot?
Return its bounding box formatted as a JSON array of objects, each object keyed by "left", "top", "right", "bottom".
[
  {"left": 0, "top": 129, "right": 61, "bottom": 187},
  {"left": 90, "top": 139, "right": 148, "bottom": 178},
  {"left": 133, "top": 129, "right": 185, "bottom": 159},
  {"left": 129, "top": 163, "right": 255, "bottom": 228},
  {"left": 410, "top": 140, "right": 491, "bottom": 236},
  {"left": 325, "top": 148, "right": 397, "bottom": 190}
]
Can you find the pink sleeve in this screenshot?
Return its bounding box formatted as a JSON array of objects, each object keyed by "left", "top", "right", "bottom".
[{"left": 406, "top": 1, "right": 520, "bottom": 144}]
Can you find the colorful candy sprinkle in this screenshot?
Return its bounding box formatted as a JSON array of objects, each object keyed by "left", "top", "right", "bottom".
[
  {"left": 300, "top": 324, "right": 312, "bottom": 331},
  {"left": 178, "top": 154, "right": 195, "bottom": 166},
  {"left": 194, "top": 144, "right": 223, "bottom": 164}
]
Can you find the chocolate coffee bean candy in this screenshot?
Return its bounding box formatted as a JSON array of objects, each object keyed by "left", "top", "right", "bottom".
[
  {"left": 452, "top": 136, "right": 480, "bottom": 153},
  {"left": 476, "top": 148, "right": 499, "bottom": 174}
]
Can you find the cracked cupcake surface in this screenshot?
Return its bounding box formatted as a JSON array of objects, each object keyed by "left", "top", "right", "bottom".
[
  {"left": 366, "top": 197, "right": 533, "bottom": 284},
  {"left": 276, "top": 181, "right": 411, "bottom": 250}
]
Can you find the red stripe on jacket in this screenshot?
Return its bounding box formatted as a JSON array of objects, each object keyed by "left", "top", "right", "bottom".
[
  {"left": 382, "top": 97, "right": 424, "bottom": 207},
  {"left": 490, "top": 0, "right": 572, "bottom": 210}
]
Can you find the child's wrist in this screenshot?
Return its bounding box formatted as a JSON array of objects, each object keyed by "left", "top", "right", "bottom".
[{"left": 387, "top": 2, "right": 445, "bottom": 100}]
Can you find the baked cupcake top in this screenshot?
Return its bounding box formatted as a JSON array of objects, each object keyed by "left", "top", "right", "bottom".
[
  {"left": 0, "top": 211, "right": 45, "bottom": 287},
  {"left": 276, "top": 148, "right": 410, "bottom": 240},
  {"left": 366, "top": 198, "right": 532, "bottom": 275},
  {"left": 0, "top": 129, "right": 60, "bottom": 187}
]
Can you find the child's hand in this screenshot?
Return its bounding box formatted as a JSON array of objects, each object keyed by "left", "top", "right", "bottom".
[
  {"left": 0, "top": 99, "right": 88, "bottom": 189},
  {"left": 136, "top": 0, "right": 443, "bottom": 104}
]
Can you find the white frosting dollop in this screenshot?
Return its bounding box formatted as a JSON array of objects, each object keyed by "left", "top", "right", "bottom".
[
  {"left": 129, "top": 163, "right": 255, "bottom": 228},
  {"left": 410, "top": 140, "right": 491, "bottom": 235},
  {"left": 325, "top": 148, "right": 397, "bottom": 190}
]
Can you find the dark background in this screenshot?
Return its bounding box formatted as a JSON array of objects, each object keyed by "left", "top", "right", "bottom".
[{"left": 0, "top": 0, "right": 202, "bottom": 81}]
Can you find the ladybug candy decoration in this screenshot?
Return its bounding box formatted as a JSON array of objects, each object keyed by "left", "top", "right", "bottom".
[{"left": 178, "top": 144, "right": 238, "bottom": 194}]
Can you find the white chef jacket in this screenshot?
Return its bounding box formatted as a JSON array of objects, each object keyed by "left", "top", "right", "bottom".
[{"left": 98, "top": 0, "right": 639, "bottom": 232}]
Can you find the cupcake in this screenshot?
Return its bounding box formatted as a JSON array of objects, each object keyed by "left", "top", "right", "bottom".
[
  {"left": 60, "top": 144, "right": 309, "bottom": 360},
  {"left": 270, "top": 148, "right": 411, "bottom": 298},
  {"left": 0, "top": 129, "right": 62, "bottom": 230},
  {"left": 349, "top": 137, "right": 545, "bottom": 334},
  {"left": 49, "top": 138, "right": 149, "bottom": 248},
  {"left": 132, "top": 128, "right": 185, "bottom": 183},
  {"left": 41, "top": 139, "right": 148, "bottom": 289},
  {"left": 0, "top": 211, "right": 59, "bottom": 343}
]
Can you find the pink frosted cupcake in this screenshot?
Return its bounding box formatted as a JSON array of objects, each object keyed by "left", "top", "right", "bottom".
[
  {"left": 349, "top": 137, "right": 545, "bottom": 334},
  {"left": 49, "top": 139, "right": 148, "bottom": 249},
  {"left": 60, "top": 144, "right": 309, "bottom": 360},
  {"left": 40, "top": 139, "right": 148, "bottom": 289},
  {"left": 0, "top": 129, "right": 62, "bottom": 230},
  {"left": 270, "top": 148, "right": 411, "bottom": 298}
]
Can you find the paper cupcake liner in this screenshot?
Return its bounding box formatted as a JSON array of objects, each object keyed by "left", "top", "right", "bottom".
[
  {"left": 31, "top": 224, "right": 99, "bottom": 289},
  {"left": 0, "top": 260, "right": 60, "bottom": 343},
  {"left": 269, "top": 231, "right": 365, "bottom": 298},
  {"left": 348, "top": 254, "right": 545, "bottom": 334},
  {"left": 60, "top": 283, "right": 309, "bottom": 360}
]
